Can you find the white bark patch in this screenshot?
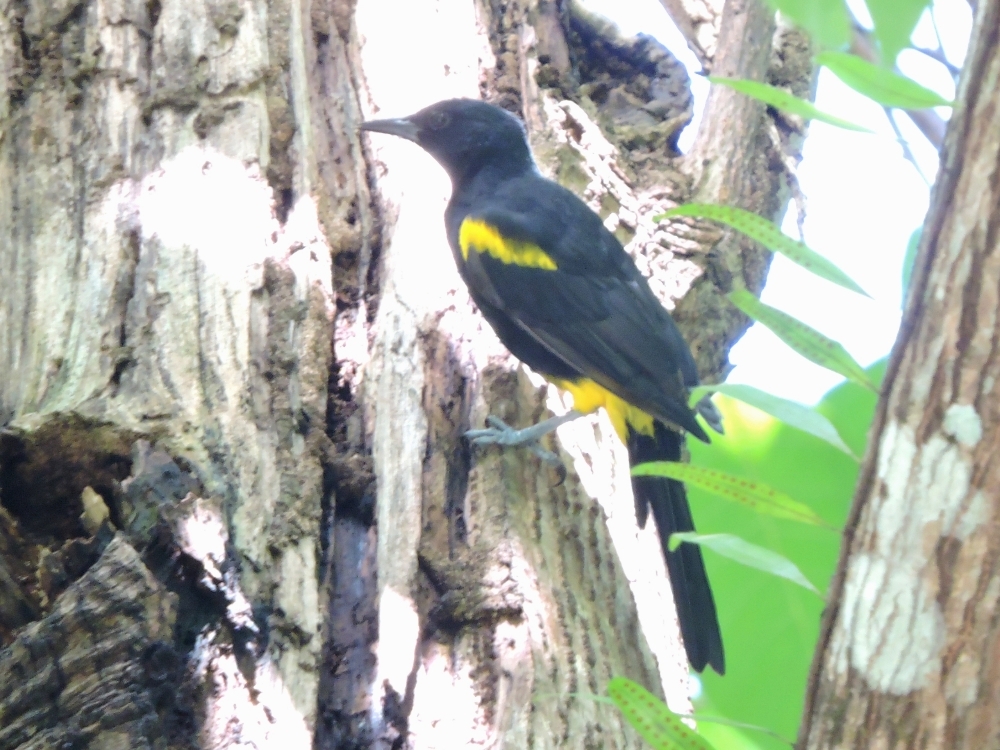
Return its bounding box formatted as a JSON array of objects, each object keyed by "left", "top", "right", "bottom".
[
  {"left": 164, "top": 494, "right": 258, "bottom": 634},
  {"left": 284, "top": 195, "right": 336, "bottom": 311},
  {"left": 358, "top": 0, "right": 489, "bottom": 115},
  {"left": 913, "top": 434, "right": 973, "bottom": 537},
  {"left": 492, "top": 618, "right": 535, "bottom": 740},
  {"left": 408, "top": 640, "right": 493, "bottom": 749},
  {"left": 193, "top": 632, "right": 312, "bottom": 749},
  {"left": 837, "top": 552, "right": 945, "bottom": 694},
  {"left": 954, "top": 490, "right": 988, "bottom": 540},
  {"left": 490, "top": 543, "right": 549, "bottom": 742},
  {"left": 373, "top": 586, "right": 421, "bottom": 724},
  {"left": 874, "top": 424, "right": 974, "bottom": 549},
  {"left": 874, "top": 421, "right": 916, "bottom": 516},
  {"left": 547, "top": 386, "right": 693, "bottom": 715},
  {"left": 942, "top": 403, "right": 983, "bottom": 447},
  {"left": 945, "top": 651, "right": 982, "bottom": 710},
  {"left": 139, "top": 146, "right": 276, "bottom": 275},
  {"left": 175, "top": 495, "right": 229, "bottom": 582},
  {"left": 834, "top": 419, "right": 979, "bottom": 693},
  {"left": 274, "top": 538, "right": 322, "bottom": 718}
]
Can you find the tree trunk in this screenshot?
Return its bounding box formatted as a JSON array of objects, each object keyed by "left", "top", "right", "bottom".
[
  {"left": 0, "top": 0, "right": 807, "bottom": 747},
  {"left": 799, "top": 0, "right": 1000, "bottom": 746}
]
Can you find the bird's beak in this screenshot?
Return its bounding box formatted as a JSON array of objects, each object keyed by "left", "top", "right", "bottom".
[{"left": 360, "top": 117, "right": 420, "bottom": 142}]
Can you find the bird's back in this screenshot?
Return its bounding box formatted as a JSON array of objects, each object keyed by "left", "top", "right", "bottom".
[{"left": 446, "top": 168, "right": 704, "bottom": 439}]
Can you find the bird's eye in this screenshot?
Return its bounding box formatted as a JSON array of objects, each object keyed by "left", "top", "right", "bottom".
[{"left": 428, "top": 111, "right": 451, "bottom": 130}]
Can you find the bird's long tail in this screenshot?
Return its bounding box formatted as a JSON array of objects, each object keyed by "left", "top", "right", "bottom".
[{"left": 627, "top": 420, "right": 725, "bottom": 674}]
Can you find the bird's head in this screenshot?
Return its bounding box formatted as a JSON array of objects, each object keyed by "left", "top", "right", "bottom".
[{"left": 361, "top": 99, "right": 534, "bottom": 185}]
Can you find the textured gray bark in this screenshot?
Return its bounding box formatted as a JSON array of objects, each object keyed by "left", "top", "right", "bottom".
[
  {"left": 800, "top": 1, "right": 1000, "bottom": 746},
  {"left": 0, "top": 0, "right": 809, "bottom": 747}
]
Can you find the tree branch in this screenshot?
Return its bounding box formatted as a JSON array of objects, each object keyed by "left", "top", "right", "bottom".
[{"left": 850, "top": 25, "right": 948, "bottom": 149}]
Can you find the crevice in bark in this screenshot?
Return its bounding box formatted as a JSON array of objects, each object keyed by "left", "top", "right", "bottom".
[
  {"left": 260, "top": 3, "right": 296, "bottom": 225},
  {"left": 379, "top": 678, "right": 414, "bottom": 750},
  {"left": 310, "top": 0, "right": 379, "bottom": 318},
  {"left": 0, "top": 417, "right": 135, "bottom": 539},
  {"left": 311, "top": 16, "right": 389, "bottom": 746},
  {"left": 422, "top": 329, "right": 475, "bottom": 557},
  {"left": 446, "top": 435, "right": 472, "bottom": 552},
  {"left": 482, "top": 0, "right": 530, "bottom": 113},
  {"left": 0, "top": 427, "right": 275, "bottom": 749},
  {"left": 0, "top": 422, "right": 138, "bottom": 651},
  {"left": 7, "top": 5, "right": 40, "bottom": 110},
  {"left": 315, "top": 70, "right": 384, "bottom": 750},
  {"left": 315, "top": 512, "right": 378, "bottom": 750},
  {"left": 567, "top": 4, "right": 694, "bottom": 157},
  {"left": 125, "top": 442, "right": 271, "bottom": 747},
  {"left": 146, "top": 0, "right": 162, "bottom": 28},
  {"left": 109, "top": 230, "right": 142, "bottom": 393},
  {"left": 316, "top": 160, "right": 383, "bottom": 750}
]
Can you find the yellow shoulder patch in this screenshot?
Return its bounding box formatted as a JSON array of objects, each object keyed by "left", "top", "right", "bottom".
[{"left": 459, "top": 218, "right": 558, "bottom": 271}]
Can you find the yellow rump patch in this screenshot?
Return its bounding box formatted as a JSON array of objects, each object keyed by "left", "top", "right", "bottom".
[
  {"left": 459, "top": 218, "right": 558, "bottom": 271},
  {"left": 550, "top": 378, "right": 655, "bottom": 443}
]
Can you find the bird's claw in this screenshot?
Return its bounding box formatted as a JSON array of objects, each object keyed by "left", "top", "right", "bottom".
[{"left": 465, "top": 415, "right": 564, "bottom": 470}]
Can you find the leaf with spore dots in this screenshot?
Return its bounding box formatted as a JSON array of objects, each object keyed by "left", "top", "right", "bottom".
[
  {"left": 707, "top": 77, "right": 874, "bottom": 133},
  {"left": 688, "top": 383, "right": 858, "bottom": 458},
  {"left": 669, "top": 532, "right": 823, "bottom": 596},
  {"left": 728, "top": 289, "right": 877, "bottom": 391},
  {"left": 632, "top": 462, "right": 832, "bottom": 528},
  {"left": 657, "top": 204, "right": 869, "bottom": 296},
  {"left": 817, "top": 51, "right": 953, "bottom": 109},
  {"left": 607, "top": 677, "right": 716, "bottom": 750}
]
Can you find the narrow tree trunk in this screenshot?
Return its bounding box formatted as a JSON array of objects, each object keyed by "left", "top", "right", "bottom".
[
  {"left": 0, "top": 0, "right": 809, "bottom": 747},
  {"left": 346, "top": 0, "right": 810, "bottom": 745},
  {"left": 800, "top": 1, "right": 1000, "bottom": 746}
]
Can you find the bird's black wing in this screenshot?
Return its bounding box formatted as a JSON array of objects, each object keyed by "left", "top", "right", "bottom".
[{"left": 453, "top": 177, "right": 706, "bottom": 439}]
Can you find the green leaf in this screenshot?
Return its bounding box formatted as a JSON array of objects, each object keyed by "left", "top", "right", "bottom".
[
  {"left": 688, "top": 383, "right": 858, "bottom": 459},
  {"left": 686, "top": 372, "right": 879, "bottom": 749},
  {"left": 866, "top": 0, "right": 932, "bottom": 65},
  {"left": 607, "top": 677, "right": 716, "bottom": 750},
  {"left": 658, "top": 204, "right": 869, "bottom": 296},
  {"left": 817, "top": 51, "right": 953, "bottom": 108},
  {"left": 765, "top": 0, "right": 850, "bottom": 50},
  {"left": 707, "top": 77, "right": 874, "bottom": 132},
  {"left": 728, "top": 289, "right": 877, "bottom": 391},
  {"left": 901, "top": 227, "right": 922, "bottom": 306},
  {"left": 632, "top": 462, "right": 832, "bottom": 528},
  {"left": 670, "top": 532, "right": 823, "bottom": 596}
]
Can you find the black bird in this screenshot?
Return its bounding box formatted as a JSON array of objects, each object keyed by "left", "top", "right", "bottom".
[{"left": 362, "top": 99, "right": 725, "bottom": 674}]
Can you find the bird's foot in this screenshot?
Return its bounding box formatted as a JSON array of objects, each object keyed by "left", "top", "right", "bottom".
[
  {"left": 465, "top": 410, "right": 583, "bottom": 471},
  {"left": 465, "top": 415, "right": 563, "bottom": 467},
  {"left": 692, "top": 391, "right": 725, "bottom": 435}
]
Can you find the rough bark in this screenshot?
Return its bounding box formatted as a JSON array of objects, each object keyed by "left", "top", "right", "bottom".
[
  {"left": 0, "top": 0, "right": 809, "bottom": 747},
  {"left": 800, "top": 0, "right": 1000, "bottom": 747},
  {"left": 0, "top": 0, "right": 338, "bottom": 745}
]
